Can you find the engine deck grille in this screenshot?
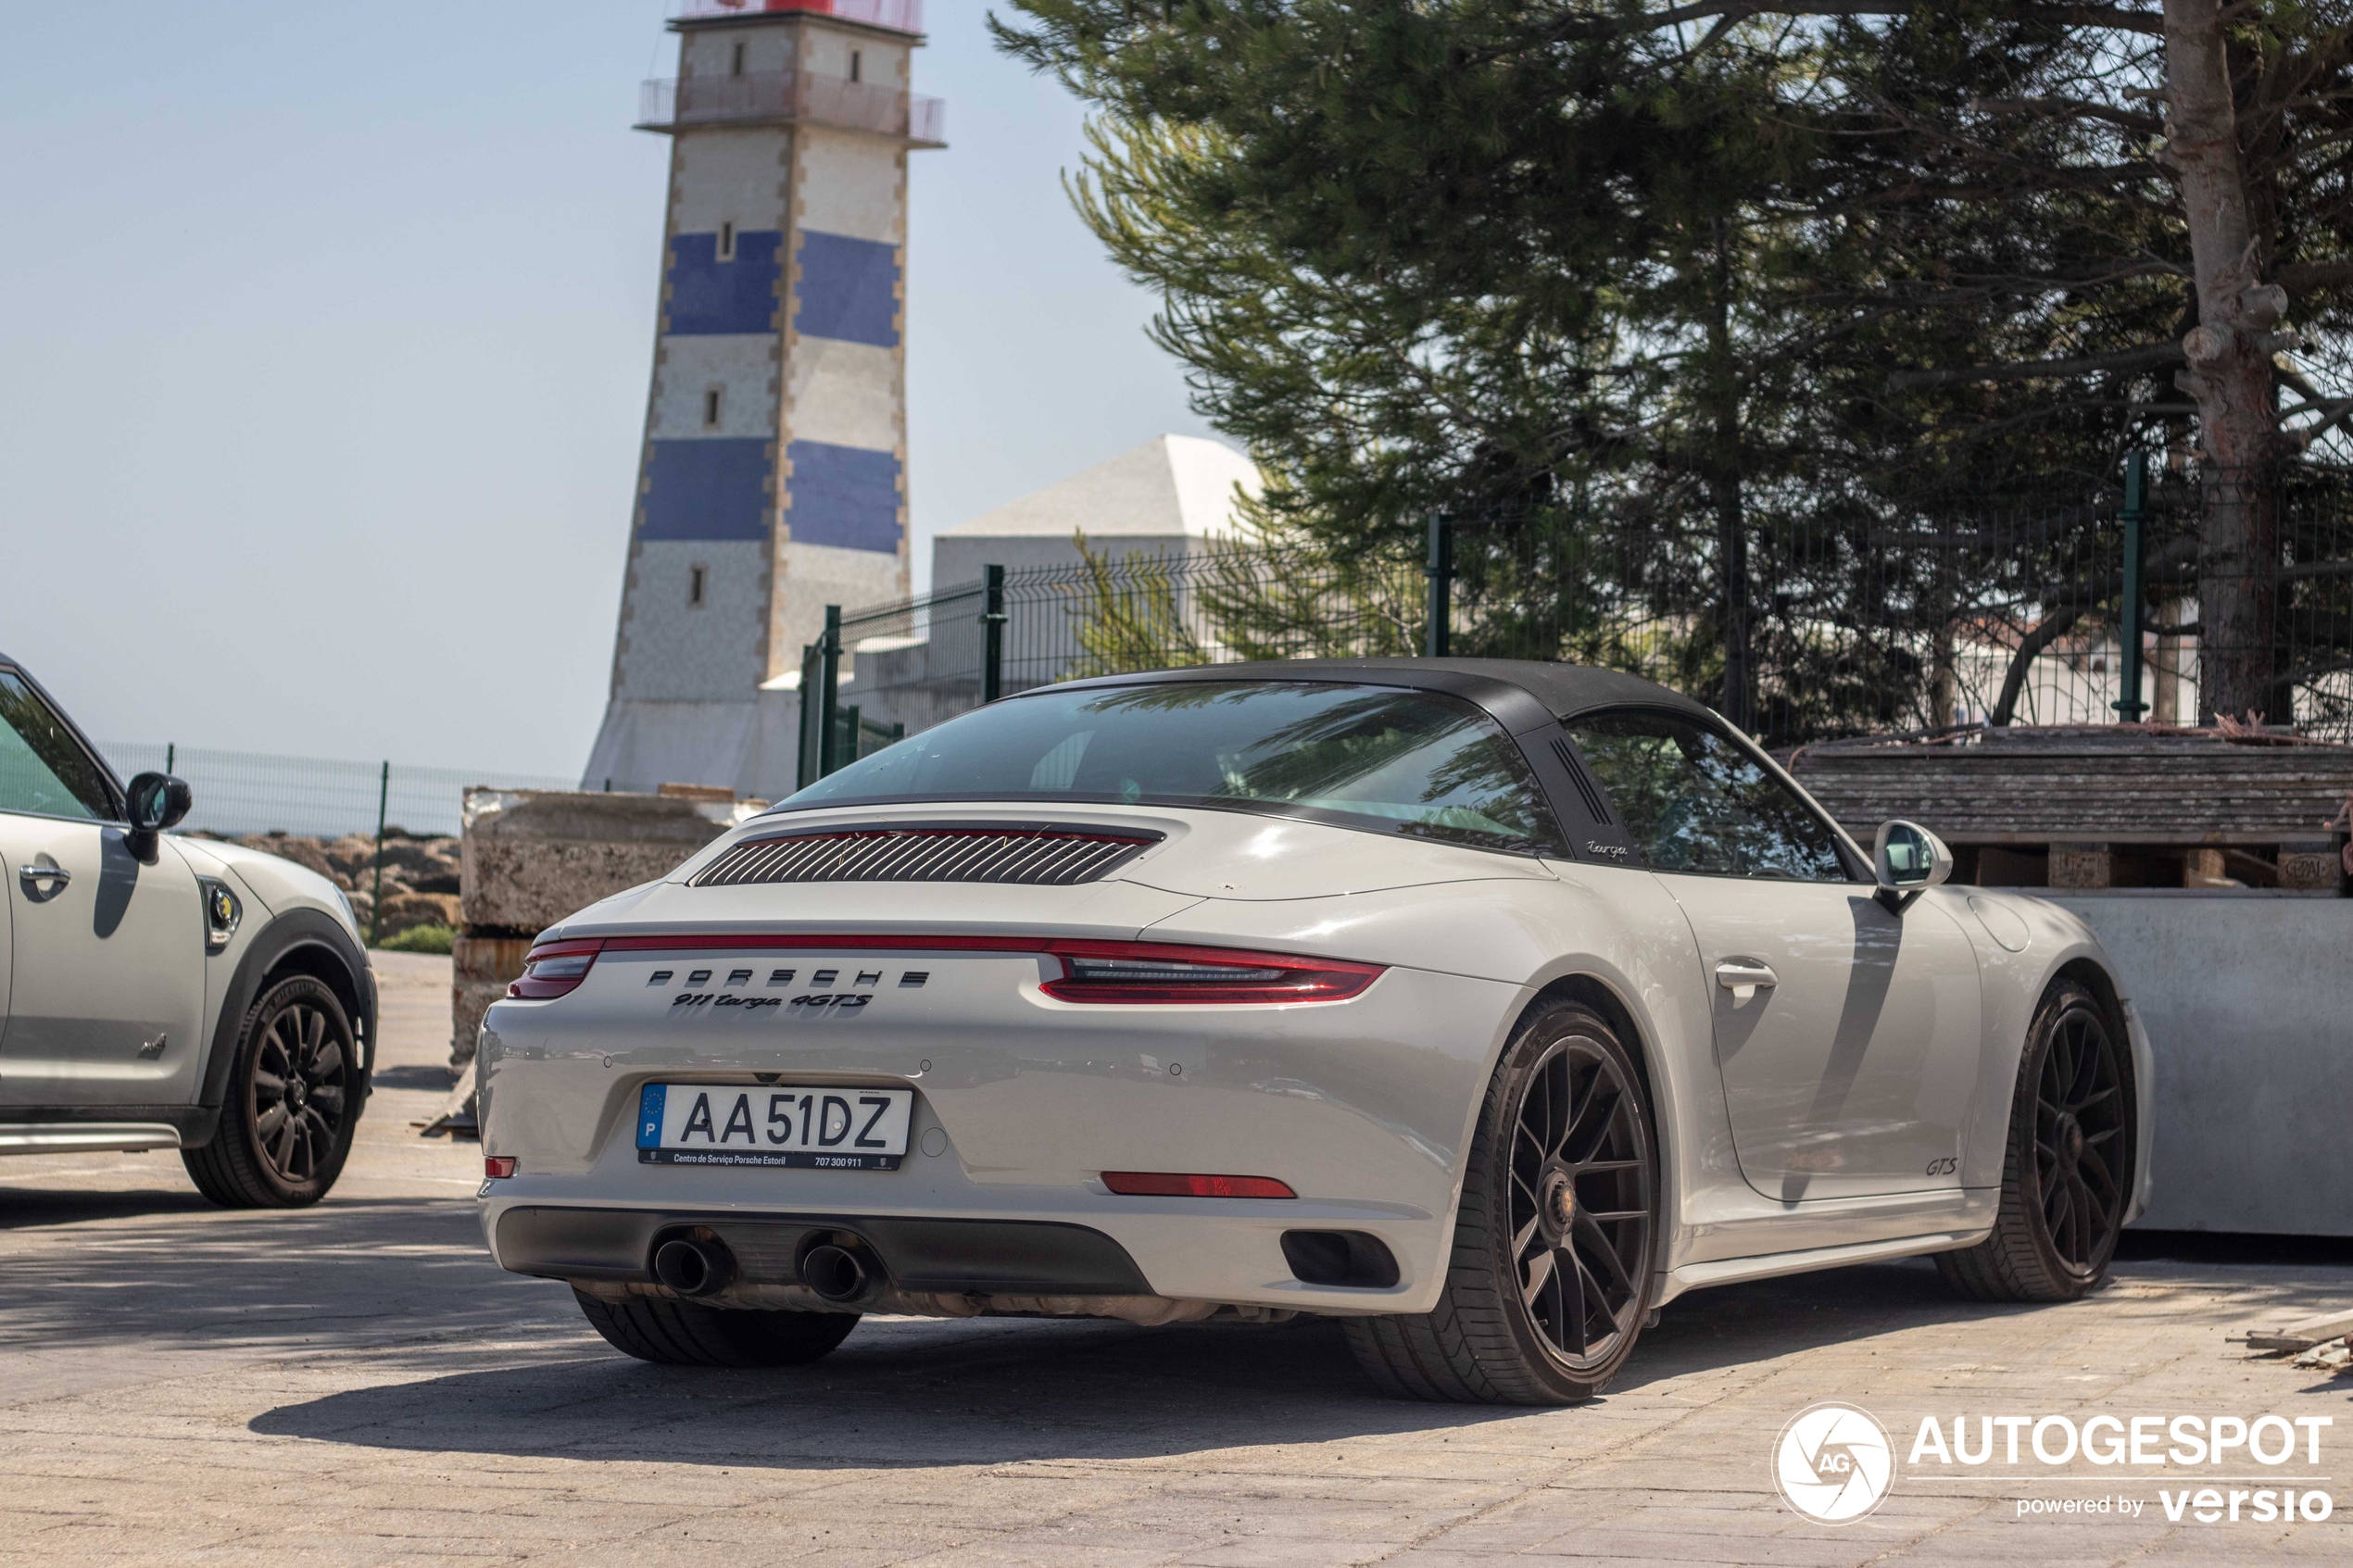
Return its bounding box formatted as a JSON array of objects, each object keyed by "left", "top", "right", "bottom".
[{"left": 689, "top": 826, "right": 1160, "bottom": 888}]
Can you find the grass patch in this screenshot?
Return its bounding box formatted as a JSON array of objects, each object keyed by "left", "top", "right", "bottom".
[{"left": 376, "top": 922, "right": 455, "bottom": 956}]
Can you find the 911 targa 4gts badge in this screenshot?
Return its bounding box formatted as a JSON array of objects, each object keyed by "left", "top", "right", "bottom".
[
  {"left": 655, "top": 966, "right": 926, "bottom": 1018},
  {"left": 668, "top": 991, "right": 875, "bottom": 1015}
]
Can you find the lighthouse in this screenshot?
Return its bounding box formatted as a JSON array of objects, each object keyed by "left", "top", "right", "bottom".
[{"left": 584, "top": 0, "right": 942, "bottom": 798}]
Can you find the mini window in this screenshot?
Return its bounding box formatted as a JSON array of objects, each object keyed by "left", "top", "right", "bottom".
[
  {"left": 702, "top": 386, "right": 723, "bottom": 429},
  {"left": 687, "top": 565, "right": 708, "bottom": 608},
  {"left": 730, "top": 41, "right": 748, "bottom": 78},
  {"left": 849, "top": 50, "right": 862, "bottom": 83},
  {"left": 718, "top": 220, "right": 736, "bottom": 260}
]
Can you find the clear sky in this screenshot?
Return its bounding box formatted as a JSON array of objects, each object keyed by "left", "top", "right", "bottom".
[{"left": 0, "top": 1, "right": 1214, "bottom": 778}]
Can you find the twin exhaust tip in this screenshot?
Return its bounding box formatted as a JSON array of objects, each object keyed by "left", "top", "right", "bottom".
[
  {"left": 650, "top": 1233, "right": 880, "bottom": 1306},
  {"left": 651, "top": 1236, "right": 735, "bottom": 1298},
  {"left": 796, "top": 1241, "right": 876, "bottom": 1305}
]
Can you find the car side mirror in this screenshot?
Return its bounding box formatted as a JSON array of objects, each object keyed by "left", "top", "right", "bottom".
[
  {"left": 1872, "top": 819, "right": 1951, "bottom": 912},
  {"left": 124, "top": 771, "right": 193, "bottom": 864}
]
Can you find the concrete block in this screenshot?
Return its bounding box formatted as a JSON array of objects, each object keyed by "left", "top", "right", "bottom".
[
  {"left": 2049, "top": 892, "right": 2353, "bottom": 1235},
  {"left": 458, "top": 788, "right": 751, "bottom": 934},
  {"left": 450, "top": 978, "right": 508, "bottom": 1071}
]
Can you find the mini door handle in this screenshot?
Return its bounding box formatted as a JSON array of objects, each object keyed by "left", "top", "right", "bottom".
[
  {"left": 18, "top": 862, "right": 69, "bottom": 889},
  {"left": 1715, "top": 960, "right": 1778, "bottom": 996}
]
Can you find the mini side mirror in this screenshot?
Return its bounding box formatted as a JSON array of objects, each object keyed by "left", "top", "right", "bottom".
[
  {"left": 1873, "top": 819, "right": 1952, "bottom": 912},
  {"left": 124, "top": 771, "right": 193, "bottom": 863}
]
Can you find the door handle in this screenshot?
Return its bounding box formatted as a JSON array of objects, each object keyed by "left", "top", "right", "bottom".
[
  {"left": 18, "top": 861, "right": 70, "bottom": 890},
  {"left": 1715, "top": 960, "right": 1778, "bottom": 1000}
]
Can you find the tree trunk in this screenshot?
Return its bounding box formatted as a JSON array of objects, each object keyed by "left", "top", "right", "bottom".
[
  {"left": 1705, "top": 234, "right": 1755, "bottom": 734},
  {"left": 2164, "top": 0, "right": 2283, "bottom": 721}
]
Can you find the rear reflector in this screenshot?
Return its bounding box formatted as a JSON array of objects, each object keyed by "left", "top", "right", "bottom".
[
  {"left": 508, "top": 938, "right": 602, "bottom": 999},
  {"left": 484, "top": 1156, "right": 518, "bottom": 1179},
  {"left": 1101, "top": 1171, "right": 1296, "bottom": 1198}
]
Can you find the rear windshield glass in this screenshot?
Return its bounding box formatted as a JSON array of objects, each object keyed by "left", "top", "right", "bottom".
[{"left": 785, "top": 681, "right": 1565, "bottom": 854}]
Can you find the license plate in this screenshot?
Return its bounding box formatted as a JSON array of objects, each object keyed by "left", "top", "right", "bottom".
[{"left": 635, "top": 1084, "right": 912, "bottom": 1170}]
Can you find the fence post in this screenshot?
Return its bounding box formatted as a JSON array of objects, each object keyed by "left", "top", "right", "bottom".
[
  {"left": 165, "top": 742, "right": 175, "bottom": 775},
  {"left": 981, "top": 563, "right": 1007, "bottom": 703},
  {"left": 817, "top": 604, "right": 843, "bottom": 777},
  {"left": 2113, "top": 451, "right": 2150, "bottom": 721},
  {"left": 1424, "top": 514, "right": 1453, "bottom": 659},
  {"left": 368, "top": 759, "right": 389, "bottom": 947}
]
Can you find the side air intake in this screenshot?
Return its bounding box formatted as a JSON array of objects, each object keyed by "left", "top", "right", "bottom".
[{"left": 689, "top": 826, "right": 1160, "bottom": 888}]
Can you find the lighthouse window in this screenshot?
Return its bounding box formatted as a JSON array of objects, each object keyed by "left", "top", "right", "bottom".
[
  {"left": 849, "top": 50, "right": 862, "bottom": 83},
  {"left": 702, "top": 386, "right": 723, "bottom": 429},
  {"left": 688, "top": 565, "right": 709, "bottom": 608},
  {"left": 730, "top": 42, "right": 748, "bottom": 78},
  {"left": 718, "top": 220, "right": 736, "bottom": 260}
]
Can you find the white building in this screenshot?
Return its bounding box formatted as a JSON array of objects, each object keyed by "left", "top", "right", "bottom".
[{"left": 929, "top": 433, "right": 1263, "bottom": 586}]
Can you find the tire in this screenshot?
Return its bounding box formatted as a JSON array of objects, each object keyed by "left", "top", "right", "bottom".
[
  {"left": 1344, "top": 999, "right": 1658, "bottom": 1405},
  {"left": 1936, "top": 980, "right": 2134, "bottom": 1302},
  {"left": 573, "top": 1289, "right": 861, "bottom": 1368},
  {"left": 182, "top": 974, "right": 363, "bottom": 1209}
]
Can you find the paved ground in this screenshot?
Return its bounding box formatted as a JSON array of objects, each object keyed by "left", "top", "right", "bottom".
[{"left": 1, "top": 950, "right": 2347, "bottom": 1564}]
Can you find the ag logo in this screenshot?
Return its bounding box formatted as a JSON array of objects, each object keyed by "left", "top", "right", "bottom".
[{"left": 1772, "top": 1401, "right": 1894, "bottom": 1524}]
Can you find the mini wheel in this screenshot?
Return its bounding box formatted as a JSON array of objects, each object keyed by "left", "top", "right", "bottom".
[
  {"left": 574, "top": 1290, "right": 860, "bottom": 1368},
  {"left": 1937, "top": 979, "right": 2135, "bottom": 1301},
  {"left": 182, "top": 974, "right": 362, "bottom": 1208},
  {"left": 1345, "top": 999, "right": 1658, "bottom": 1404}
]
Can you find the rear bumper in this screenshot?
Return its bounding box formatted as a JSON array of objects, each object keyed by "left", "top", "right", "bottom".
[
  {"left": 496, "top": 1204, "right": 1151, "bottom": 1294},
  {"left": 477, "top": 948, "right": 1531, "bottom": 1315}
]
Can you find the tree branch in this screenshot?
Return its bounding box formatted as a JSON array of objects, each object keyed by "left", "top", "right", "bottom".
[
  {"left": 1993, "top": 608, "right": 2082, "bottom": 726},
  {"left": 1889, "top": 340, "right": 2188, "bottom": 390},
  {"left": 1971, "top": 95, "right": 2167, "bottom": 136},
  {"left": 2275, "top": 259, "right": 2353, "bottom": 295}
]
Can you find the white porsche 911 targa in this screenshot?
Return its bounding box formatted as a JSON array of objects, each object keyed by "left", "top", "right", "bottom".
[{"left": 477, "top": 659, "right": 2151, "bottom": 1404}]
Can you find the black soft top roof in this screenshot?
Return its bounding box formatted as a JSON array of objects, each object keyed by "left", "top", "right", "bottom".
[{"left": 1049, "top": 658, "right": 1724, "bottom": 734}]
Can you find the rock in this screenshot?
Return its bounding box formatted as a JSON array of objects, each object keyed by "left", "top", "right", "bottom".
[
  {"left": 375, "top": 892, "right": 460, "bottom": 939},
  {"left": 239, "top": 833, "right": 336, "bottom": 881}
]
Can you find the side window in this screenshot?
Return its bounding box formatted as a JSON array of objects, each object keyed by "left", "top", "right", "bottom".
[
  {"left": 1564, "top": 711, "right": 1849, "bottom": 882},
  {"left": 0, "top": 671, "right": 116, "bottom": 821}
]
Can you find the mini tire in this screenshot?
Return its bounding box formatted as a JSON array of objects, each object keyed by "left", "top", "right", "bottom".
[
  {"left": 1344, "top": 999, "right": 1658, "bottom": 1405},
  {"left": 573, "top": 1289, "right": 860, "bottom": 1368},
  {"left": 182, "top": 974, "right": 363, "bottom": 1209},
  {"left": 1936, "top": 979, "right": 2135, "bottom": 1302}
]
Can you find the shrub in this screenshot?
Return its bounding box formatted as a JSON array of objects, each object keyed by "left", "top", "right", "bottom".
[{"left": 377, "top": 922, "right": 455, "bottom": 956}]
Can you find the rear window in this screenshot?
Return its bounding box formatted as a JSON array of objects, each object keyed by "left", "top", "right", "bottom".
[{"left": 786, "top": 680, "right": 1566, "bottom": 854}]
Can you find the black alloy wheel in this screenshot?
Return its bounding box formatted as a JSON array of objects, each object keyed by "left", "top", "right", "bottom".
[
  {"left": 182, "top": 974, "right": 364, "bottom": 1208},
  {"left": 1506, "top": 1033, "right": 1654, "bottom": 1370},
  {"left": 1937, "top": 980, "right": 2134, "bottom": 1302},
  {"left": 1345, "top": 999, "right": 1658, "bottom": 1404},
  {"left": 2034, "top": 995, "right": 2128, "bottom": 1269}
]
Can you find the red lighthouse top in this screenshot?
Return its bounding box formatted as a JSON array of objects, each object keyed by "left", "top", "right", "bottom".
[{"left": 674, "top": 0, "right": 925, "bottom": 34}]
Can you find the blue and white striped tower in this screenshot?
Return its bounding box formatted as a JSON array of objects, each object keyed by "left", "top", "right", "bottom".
[{"left": 585, "top": 0, "right": 941, "bottom": 797}]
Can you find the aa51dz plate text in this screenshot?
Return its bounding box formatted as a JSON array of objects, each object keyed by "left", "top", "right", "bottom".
[{"left": 635, "top": 1083, "right": 912, "bottom": 1170}]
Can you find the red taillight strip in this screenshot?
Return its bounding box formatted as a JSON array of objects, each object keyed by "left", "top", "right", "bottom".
[
  {"left": 1101, "top": 1172, "right": 1297, "bottom": 1198},
  {"left": 561, "top": 933, "right": 1384, "bottom": 1004},
  {"left": 508, "top": 938, "right": 603, "bottom": 999},
  {"left": 1042, "top": 939, "right": 1383, "bottom": 1005}
]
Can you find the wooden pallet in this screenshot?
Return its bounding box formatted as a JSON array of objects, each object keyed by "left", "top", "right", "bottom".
[{"left": 1788, "top": 726, "right": 2352, "bottom": 892}]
